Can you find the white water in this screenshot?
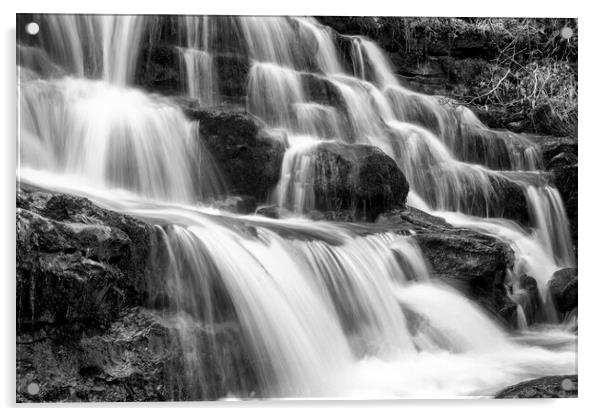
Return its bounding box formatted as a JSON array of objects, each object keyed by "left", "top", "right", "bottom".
[{"left": 17, "top": 15, "right": 577, "bottom": 399}]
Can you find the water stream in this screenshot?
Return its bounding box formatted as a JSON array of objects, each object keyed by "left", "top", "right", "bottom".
[{"left": 17, "top": 15, "right": 577, "bottom": 399}]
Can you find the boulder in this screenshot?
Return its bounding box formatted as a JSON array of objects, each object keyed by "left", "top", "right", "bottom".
[
  {"left": 255, "top": 205, "right": 289, "bottom": 219},
  {"left": 379, "top": 207, "right": 517, "bottom": 324},
  {"left": 17, "top": 184, "right": 153, "bottom": 331},
  {"left": 549, "top": 268, "right": 578, "bottom": 314},
  {"left": 495, "top": 375, "right": 577, "bottom": 398},
  {"left": 181, "top": 107, "right": 287, "bottom": 202},
  {"left": 309, "top": 142, "right": 409, "bottom": 221}
]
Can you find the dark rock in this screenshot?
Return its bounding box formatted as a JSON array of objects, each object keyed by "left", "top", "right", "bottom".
[
  {"left": 214, "top": 53, "right": 250, "bottom": 104},
  {"left": 378, "top": 206, "right": 517, "bottom": 324},
  {"left": 213, "top": 195, "right": 257, "bottom": 214},
  {"left": 16, "top": 308, "right": 258, "bottom": 402},
  {"left": 454, "top": 121, "right": 541, "bottom": 170},
  {"left": 308, "top": 142, "right": 409, "bottom": 221},
  {"left": 17, "top": 184, "right": 154, "bottom": 332},
  {"left": 300, "top": 73, "right": 345, "bottom": 110},
  {"left": 495, "top": 375, "right": 577, "bottom": 398},
  {"left": 529, "top": 135, "right": 577, "bottom": 168},
  {"left": 514, "top": 274, "right": 544, "bottom": 325},
  {"left": 489, "top": 174, "right": 531, "bottom": 226},
  {"left": 549, "top": 268, "right": 578, "bottom": 315},
  {"left": 547, "top": 151, "right": 578, "bottom": 170},
  {"left": 255, "top": 205, "right": 290, "bottom": 219},
  {"left": 180, "top": 107, "right": 286, "bottom": 202},
  {"left": 135, "top": 44, "right": 183, "bottom": 96},
  {"left": 528, "top": 135, "right": 577, "bottom": 249}
]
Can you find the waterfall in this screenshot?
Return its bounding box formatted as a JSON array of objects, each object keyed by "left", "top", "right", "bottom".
[
  {"left": 178, "top": 16, "right": 217, "bottom": 104},
  {"left": 17, "top": 15, "right": 576, "bottom": 399},
  {"left": 19, "top": 77, "right": 225, "bottom": 202}
]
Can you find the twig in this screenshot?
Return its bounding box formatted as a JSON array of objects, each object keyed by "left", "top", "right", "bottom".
[{"left": 468, "top": 68, "right": 512, "bottom": 104}]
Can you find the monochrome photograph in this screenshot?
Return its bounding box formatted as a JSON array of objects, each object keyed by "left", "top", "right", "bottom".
[{"left": 15, "top": 13, "right": 578, "bottom": 401}]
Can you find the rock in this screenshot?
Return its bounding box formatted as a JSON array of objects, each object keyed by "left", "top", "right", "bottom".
[
  {"left": 134, "top": 42, "right": 249, "bottom": 105},
  {"left": 488, "top": 173, "right": 531, "bottom": 226},
  {"left": 513, "top": 274, "right": 544, "bottom": 325},
  {"left": 529, "top": 135, "right": 577, "bottom": 168},
  {"left": 549, "top": 268, "right": 578, "bottom": 315},
  {"left": 547, "top": 151, "right": 578, "bottom": 170},
  {"left": 180, "top": 107, "right": 286, "bottom": 202},
  {"left": 495, "top": 375, "right": 577, "bottom": 398},
  {"left": 16, "top": 184, "right": 260, "bottom": 401},
  {"left": 528, "top": 135, "right": 577, "bottom": 249},
  {"left": 16, "top": 308, "right": 258, "bottom": 402},
  {"left": 135, "top": 44, "right": 183, "bottom": 96},
  {"left": 17, "top": 184, "right": 154, "bottom": 331},
  {"left": 551, "top": 164, "right": 577, "bottom": 246},
  {"left": 300, "top": 73, "right": 346, "bottom": 111},
  {"left": 255, "top": 205, "right": 290, "bottom": 219},
  {"left": 454, "top": 121, "right": 540, "bottom": 170},
  {"left": 378, "top": 206, "right": 517, "bottom": 324},
  {"left": 213, "top": 195, "right": 257, "bottom": 214},
  {"left": 308, "top": 142, "right": 409, "bottom": 221},
  {"left": 214, "top": 53, "right": 250, "bottom": 104}
]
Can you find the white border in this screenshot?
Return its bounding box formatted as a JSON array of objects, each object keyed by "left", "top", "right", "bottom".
[{"left": 2, "top": 1, "right": 599, "bottom": 415}]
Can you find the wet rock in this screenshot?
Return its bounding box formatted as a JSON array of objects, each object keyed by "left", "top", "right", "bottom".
[
  {"left": 547, "top": 151, "right": 578, "bottom": 170},
  {"left": 213, "top": 195, "right": 257, "bottom": 214},
  {"left": 17, "top": 184, "right": 154, "bottom": 331},
  {"left": 181, "top": 107, "right": 286, "bottom": 202},
  {"left": 513, "top": 275, "right": 544, "bottom": 325},
  {"left": 308, "top": 142, "right": 409, "bottom": 221},
  {"left": 488, "top": 174, "right": 531, "bottom": 226},
  {"left": 495, "top": 375, "right": 577, "bottom": 398},
  {"left": 529, "top": 135, "right": 577, "bottom": 168},
  {"left": 550, "top": 164, "right": 577, "bottom": 250},
  {"left": 255, "top": 205, "right": 288, "bottom": 219},
  {"left": 214, "top": 53, "right": 250, "bottom": 104},
  {"left": 300, "top": 73, "right": 345, "bottom": 110},
  {"left": 135, "top": 44, "right": 183, "bottom": 96},
  {"left": 379, "top": 206, "right": 516, "bottom": 324},
  {"left": 135, "top": 42, "right": 249, "bottom": 105},
  {"left": 529, "top": 135, "right": 577, "bottom": 249},
  {"left": 549, "top": 268, "right": 578, "bottom": 315},
  {"left": 16, "top": 308, "right": 258, "bottom": 402}
]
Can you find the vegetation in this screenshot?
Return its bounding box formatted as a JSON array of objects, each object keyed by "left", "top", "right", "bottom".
[{"left": 319, "top": 17, "right": 578, "bottom": 137}]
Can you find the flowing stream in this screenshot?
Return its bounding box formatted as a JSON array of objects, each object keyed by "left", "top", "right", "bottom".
[{"left": 17, "top": 15, "right": 577, "bottom": 399}]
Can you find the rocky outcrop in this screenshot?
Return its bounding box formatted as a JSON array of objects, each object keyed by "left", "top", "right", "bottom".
[
  {"left": 378, "top": 207, "right": 517, "bottom": 324},
  {"left": 549, "top": 268, "right": 578, "bottom": 315},
  {"left": 495, "top": 375, "right": 577, "bottom": 398},
  {"left": 16, "top": 307, "right": 257, "bottom": 402},
  {"left": 17, "top": 184, "right": 154, "bottom": 330},
  {"left": 16, "top": 184, "right": 259, "bottom": 402},
  {"left": 309, "top": 142, "right": 410, "bottom": 221},
  {"left": 180, "top": 105, "right": 286, "bottom": 202}
]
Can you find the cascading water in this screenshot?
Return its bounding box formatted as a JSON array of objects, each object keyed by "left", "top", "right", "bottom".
[{"left": 17, "top": 15, "right": 576, "bottom": 399}]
